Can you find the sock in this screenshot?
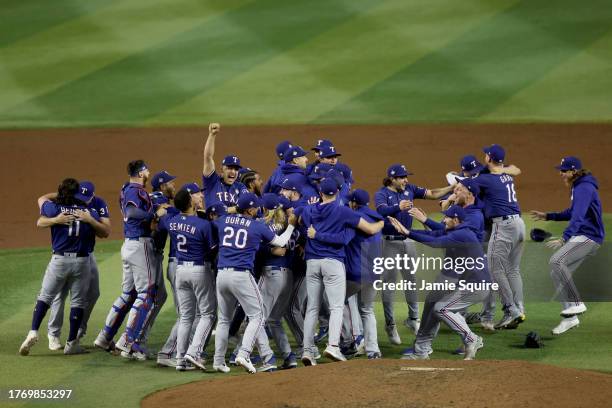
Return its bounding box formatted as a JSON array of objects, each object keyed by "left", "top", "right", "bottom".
[
  {"left": 68, "top": 308, "right": 85, "bottom": 342},
  {"left": 31, "top": 300, "right": 50, "bottom": 331}
]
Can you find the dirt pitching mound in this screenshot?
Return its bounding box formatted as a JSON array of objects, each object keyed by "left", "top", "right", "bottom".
[{"left": 142, "top": 359, "right": 612, "bottom": 408}]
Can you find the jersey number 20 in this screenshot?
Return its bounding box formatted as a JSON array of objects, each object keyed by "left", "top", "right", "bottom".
[
  {"left": 506, "top": 183, "right": 517, "bottom": 203},
  {"left": 222, "top": 227, "right": 248, "bottom": 249}
]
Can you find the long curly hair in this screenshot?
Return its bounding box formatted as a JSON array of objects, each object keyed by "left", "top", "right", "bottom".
[{"left": 54, "top": 178, "right": 81, "bottom": 206}]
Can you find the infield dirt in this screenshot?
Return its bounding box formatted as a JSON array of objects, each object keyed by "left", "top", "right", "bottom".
[
  {"left": 2, "top": 124, "right": 611, "bottom": 249},
  {"left": 142, "top": 359, "right": 612, "bottom": 408}
]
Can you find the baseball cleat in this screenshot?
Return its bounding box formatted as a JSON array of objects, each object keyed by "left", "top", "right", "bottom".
[
  {"left": 505, "top": 314, "right": 526, "bottom": 330},
  {"left": 401, "top": 353, "right": 430, "bottom": 360},
  {"left": 355, "top": 335, "right": 366, "bottom": 356},
  {"left": 552, "top": 317, "right": 580, "bottom": 335},
  {"left": 324, "top": 345, "right": 347, "bottom": 362},
  {"left": 464, "top": 336, "right": 484, "bottom": 360},
  {"left": 93, "top": 331, "right": 114, "bottom": 351},
  {"left": 114, "top": 334, "right": 131, "bottom": 354},
  {"left": 367, "top": 352, "right": 382, "bottom": 359},
  {"left": 401, "top": 347, "right": 433, "bottom": 357},
  {"left": 301, "top": 354, "right": 317, "bottom": 367},
  {"left": 561, "top": 303, "right": 587, "bottom": 317},
  {"left": 19, "top": 330, "right": 39, "bottom": 356},
  {"left": 235, "top": 355, "right": 256, "bottom": 374},
  {"left": 281, "top": 352, "right": 298, "bottom": 369},
  {"left": 314, "top": 349, "right": 322, "bottom": 360},
  {"left": 453, "top": 345, "right": 465, "bottom": 356},
  {"left": 494, "top": 314, "right": 514, "bottom": 330},
  {"left": 213, "top": 363, "right": 231, "bottom": 373},
  {"left": 229, "top": 352, "right": 238, "bottom": 366},
  {"left": 185, "top": 354, "right": 206, "bottom": 371},
  {"left": 157, "top": 356, "right": 178, "bottom": 367},
  {"left": 340, "top": 342, "right": 357, "bottom": 358},
  {"left": 176, "top": 359, "right": 188, "bottom": 372},
  {"left": 480, "top": 320, "right": 495, "bottom": 332},
  {"left": 314, "top": 326, "right": 329, "bottom": 344},
  {"left": 465, "top": 312, "right": 483, "bottom": 325},
  {"left": 77, "top": 328, "right": 86, "bottom": 340},
  {"left": 64, "top": 339, "right": 89, "bottom": 355},
  {"left": 48, "top": 335, "right": 63, "bottom": 351},
  {"left": 385, "top": 324, "right": 401, "bottom": 345},
  {"left": 404, "top": 318, "right": 421, "bottom": 335},
  {"left": 258, "top": 355, "right": 277, "bottom": 372}
]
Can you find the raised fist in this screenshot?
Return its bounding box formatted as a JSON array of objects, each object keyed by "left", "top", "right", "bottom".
[{"left": 209, "top": 123, "right": 220, "bottom": 135}]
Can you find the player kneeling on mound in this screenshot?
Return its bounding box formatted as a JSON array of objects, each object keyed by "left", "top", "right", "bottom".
[{"left": 389, "top": 205, "right": 491, "bottom": 361}]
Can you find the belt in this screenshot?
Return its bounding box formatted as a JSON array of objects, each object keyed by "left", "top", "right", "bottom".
[
  {"left": 384, "top": 235, "right": 406, "bottom": 241},
  {"left": 53, "top": 251, "right": 89, "bottom": 258},
  {"left": 177, "top": 261, "right": 207, "bottom": 267},
  {"left": 125, "top": 237, "right": 153, "bottom": 241},
  {"left": 220, "top": 267, "right": 251, "bottom": 273},
  {"left": 491, "top": 214, "right": 520, "bottom": 223},
  {"left": 168, "top": 257, "right": 178, "bottom": 262}
]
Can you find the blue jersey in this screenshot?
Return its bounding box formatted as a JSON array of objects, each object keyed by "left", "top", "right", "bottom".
[
  {"left": 344, "top": 206, "right": 382, "bottom": 282},
  {"left": 87, "top": 196, "right": 109, "bottom": 252},
  {"left": 260, "top": 222, "right": 300, "bottom": 269},
  {"left": 41, "top": 201, "right": 100, "bottom": 254},
  {"left": 263, "top": 160, "right": 285, "bottom": 194},
  {"left": 424, "top": 203, "right": 485, "bottom": 242},
  {"left": 546, "top": 174, "right": 605, "bottom": 244},
  {"left": 375, "top": 185, "right": 427, "bottom": 236},
  {"left": 409, "top": 224, "right": 490, "bottom": 283},
  {"left": 300, "top": 200, "right": 362, "bottom": 262},
  {"left": 155, "top": 207, "right": 180, "bottom": 255},
  {"left": 472, "top": 173, "right": 521, "bottom": 219},
  {"left": 202, "top": 171, "right": 248, "bottom": 209},
  {"left": 167, "top": 214, "right": 217, "bottom": 264},
  {"left": 216, "top": 215, "right": 276, "bottom": 271},
  {"left": 150, "top": 191, "right": 169, "bottom": 211},
  {"left": 120, "top": 182, "right": 153, "bottom": 239}
]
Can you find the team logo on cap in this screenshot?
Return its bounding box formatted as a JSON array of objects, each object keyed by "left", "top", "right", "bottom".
[{"left": 81, "top": 187, "right": 88, "bottom": 194}]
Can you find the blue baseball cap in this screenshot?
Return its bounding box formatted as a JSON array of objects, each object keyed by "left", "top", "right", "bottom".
[
  {"left": 262, "top": 193, "right": 280, "bottom": 210},
  {"left": 151, "top": 170, "right": 176, "bottom": 191},
  {"left": 483, "top": 144, "right": 505, "bottom": 163},
  {"left": 181, "top": 182, "right": 201, "bottom": 194},
  {"left": 280, "top": 175, "right": 303, "bottom": 192},
  {"left": 555, "top": 156, "right": 582, "bottom": 171},
  {"left": 319, "top": 178, "right": 339, "bottom": 196},
  {"left": 237, "top": 193, "right": 261, "bottom": 211},
  {"left": 222, "top": 155, "right": 242, "bottom": 168},
  {"left": 319, "top": 145, "right": 341, "bottom": 158},
  {"left": 335, "top": 162, "right": 354, "bottom": 184},
  {"left": 309, "top": 163, "right": 334, "bottom": 181},
  {"left": 460, "top": 155, "right": 485, "bottom": 176},
  {"left": 206, "top": 203, "right": 227, "bottom": 218},
  {"left": 276, "top": 141, "right": 293, "bottom": 160},
  {"left": 311, "top": 139, "right": 333, "bottom": 151},
  {"left": 348, "top": 189, "right": 369, "bottom": 206},
  {"left": 238, "top": 167, "right": 255, "bottom": 177},
  {"left": 459, "top": 178, "right": 481, "bottom": 196},
  {"left": 387, "top": 164, "right": 412, "bottom": 178},
  {"left": 75, "top": 181, "right": 95, "bottom": 203},
  {"left": 284, "top": 146, "right": 307, "bottom": 163},
  {"left": 442, "top": 205, "right": 466, "bottom": 221}
]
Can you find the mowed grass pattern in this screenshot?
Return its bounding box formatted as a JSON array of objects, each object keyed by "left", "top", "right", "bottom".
[
  {"left": 0, "top": 0, "right": 611, "bottom": 127},
  {"left": 1, "top": 218, "right": 611, "bottom": 407}
]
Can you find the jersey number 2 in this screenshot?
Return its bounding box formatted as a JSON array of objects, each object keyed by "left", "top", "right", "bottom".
[
  {"left": 222, "top": 227, "right": 248, "bottom": 249},
  {"left": 177, "top": 234, "right": 187, "bottom": 252},
  {"left": 506, "top": 183, "right": 517, "bottom": 203}
]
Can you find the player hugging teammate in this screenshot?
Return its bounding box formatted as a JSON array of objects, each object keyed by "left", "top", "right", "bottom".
[{"left": 21, "top": 125, "right": 604, "bottom": 372}]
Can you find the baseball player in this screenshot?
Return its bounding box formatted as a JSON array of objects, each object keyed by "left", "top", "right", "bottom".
[
  {"left": 389, "top": 205, "right": 489, "bottom": 360},
  {"left": 202, "top": 123, "right": 249, "bottom": 211},
  {"left": 239, "top": 169, "right": 264, "bottom": 197},
  {"left": 39, "top": 182, "right": 111, "bottom": 350},
  {"left": 213, "top": 193, "right": 296, "bottom": 374},
  {"left": 167, "top": 188, "right": 217, "bottom": 371},
  {"left": 269, "top": 145, "right": 310, "bottom": 194},
  {"left": 298, "top": 178, "right": 384, "bottom": 365},
  {"left": 309, "top": 189, "right": 384, "bottom": 359},
  {"left": 94, "top": 160, "right": 164, "bottom": 359},
  {"left": 472, "top": 145, "right": 526, "bottom": 330},
  {"left": 530, "top": 157, "right": 605, "bottom": 335},
  {"left": 20, "top": 178, "right": 105, "bottom": 356},
  {"left": 263, "top": 140, "right": 293, "bottom": 194},
  {"left": 135, "top": 171, "right": 178, "bottom": 354},
  {"left": 375, "top": 164, "right": 454, "bottom": 345}
]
